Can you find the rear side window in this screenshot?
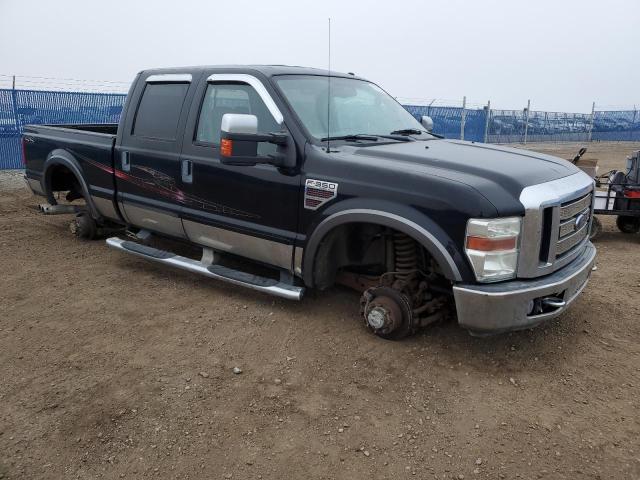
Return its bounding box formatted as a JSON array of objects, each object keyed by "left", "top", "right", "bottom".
[{"left": 133, "top": 83, "right": 189, "bottom": 140}]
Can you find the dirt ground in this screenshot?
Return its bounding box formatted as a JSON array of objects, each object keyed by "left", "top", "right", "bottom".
[{"left": 1, "top": 142, "right": 639, "bottom": 480}]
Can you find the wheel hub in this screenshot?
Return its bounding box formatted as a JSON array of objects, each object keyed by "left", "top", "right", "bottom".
[{"left": 366, "top": 306, "right": 389, "bottom": 330}]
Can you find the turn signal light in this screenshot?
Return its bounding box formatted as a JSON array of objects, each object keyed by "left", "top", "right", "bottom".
[
  {"left": 466, "top": 236, "right": 517, "bottom": 252},
  {"left": 220, "top": 138, "right": 233, "bottom": 157}
]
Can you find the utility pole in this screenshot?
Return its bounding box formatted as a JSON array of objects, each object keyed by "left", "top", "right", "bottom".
[
  {"left": 523, "top": 99, "right": 531, "bottom": 144},
  {"left": 483, "top": 100, "right": 491, "bottom": 143},
  {"left": 460, "top": 96, "right": 466, "bottom": 140},
  {"left": 587, "top": 101, "right": 595, "bottom": 142},
  {"left": 10, "top": 75, "right": 20, "bottom": 133}
]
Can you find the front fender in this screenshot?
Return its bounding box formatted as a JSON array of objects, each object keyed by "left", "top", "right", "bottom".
[
  {"left": 302, "top": 198, "right": 471, "bottom": 286},
  {"left": 43, "top": 149, "right": 101, "bottom": 219}
]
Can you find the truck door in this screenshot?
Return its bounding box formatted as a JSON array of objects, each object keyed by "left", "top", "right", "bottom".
[
  {"left": 178, "top": 73, "right": 301, "bottom": 272},
  {"left": 114, "top": 73, "right": 197, "bottom": 238}
]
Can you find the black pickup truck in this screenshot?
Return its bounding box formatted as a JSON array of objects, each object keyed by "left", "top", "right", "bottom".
[{"left": 22, "top": 65, "right": 596, "bottom": 339}]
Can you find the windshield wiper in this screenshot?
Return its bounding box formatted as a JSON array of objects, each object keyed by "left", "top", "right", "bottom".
[
  {"left": 320, "top": 134, "right": 380, "bottom": 142},
  {"left": 389, "top": 128, "right": 425, "bottom": 136}
]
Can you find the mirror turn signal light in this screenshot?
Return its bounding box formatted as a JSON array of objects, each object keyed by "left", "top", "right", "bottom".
[{"left": 221, "top": 138, "right": 233, "bottom": 157}]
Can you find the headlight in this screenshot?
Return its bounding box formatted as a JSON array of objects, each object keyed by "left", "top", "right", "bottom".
[{"left": 465, "top": 217, "right": 521, "bottom": 282}]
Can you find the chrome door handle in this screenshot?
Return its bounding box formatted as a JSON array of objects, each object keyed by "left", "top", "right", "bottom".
[
  {"left": 121, "top": 151, "right": 130, "bottom": 172},
  {"left": 181, "top": 159, "right": 193, "bottom": 183}
]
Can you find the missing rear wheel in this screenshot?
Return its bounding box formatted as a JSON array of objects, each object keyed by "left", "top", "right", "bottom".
[{"left": 70, "top": 212, "right": 98, "bottom": 240}]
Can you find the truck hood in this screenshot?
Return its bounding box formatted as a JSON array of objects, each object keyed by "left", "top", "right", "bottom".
[{"left": 351, "top": 139, "right": 582, "bottom": 213}]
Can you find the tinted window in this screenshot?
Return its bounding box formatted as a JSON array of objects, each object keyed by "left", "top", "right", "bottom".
[
  {"left": 196, "top": 83, "right": 280, "bottom": 155},
  {"left": 133, "top": 83, "right": 189, "bottom": 140}
]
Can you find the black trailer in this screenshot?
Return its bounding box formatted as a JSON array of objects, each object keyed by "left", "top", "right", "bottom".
[{"left": 590, "top": 150, "right": 640, "bottom": 238}]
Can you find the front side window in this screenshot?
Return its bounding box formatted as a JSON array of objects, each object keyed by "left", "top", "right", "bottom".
[
  {"left": 275, "top": 75, "right": 431, "bottom": 140},
  {"left": 196, "top": 83, "right": 280, "bottom": 155},
  {"left": 133, "top": 83, "right": 189, "bottom": 140}
]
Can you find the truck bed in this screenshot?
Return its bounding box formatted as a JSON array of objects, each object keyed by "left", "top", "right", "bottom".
[{"left": 22, "top": 123, "right": 118, "bottom": 215}]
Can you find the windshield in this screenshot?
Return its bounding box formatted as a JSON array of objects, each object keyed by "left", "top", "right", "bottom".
[{"left": 274, "top": 75, "right": 431, "bottom": 141}]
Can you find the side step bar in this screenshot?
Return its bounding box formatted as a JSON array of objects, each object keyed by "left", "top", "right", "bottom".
[{"left": 106, "top": 237, "right": 304, "bottom": 300}]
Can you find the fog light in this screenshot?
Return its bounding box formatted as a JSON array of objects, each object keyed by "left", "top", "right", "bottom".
[{"left": 527, "top": 300, "right": 535, "bottom": 315}]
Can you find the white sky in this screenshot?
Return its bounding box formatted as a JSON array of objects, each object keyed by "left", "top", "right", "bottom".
[{"left": 1, "top": 0, "right": 638, "bottom": 112}]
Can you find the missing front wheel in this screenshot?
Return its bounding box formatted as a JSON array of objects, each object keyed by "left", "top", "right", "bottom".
[{"left": 360, "top": 286, "right": 414, "bottom": 340}]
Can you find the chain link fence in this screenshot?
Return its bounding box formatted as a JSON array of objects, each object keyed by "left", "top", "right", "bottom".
[
  {"left": 592, "top": 110, "right": 640, "bottom": 141},
  {"left": 1, "top": 84, "right": 639, "bottom": 169},
  {"left": 0, "top": 88, "right": 125, "bottom": 169},
  {"left": 405, "top": 104, "right": 640, "bottom": 145}
]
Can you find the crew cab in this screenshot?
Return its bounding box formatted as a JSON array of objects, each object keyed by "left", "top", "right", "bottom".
[{"left": 22, "top": 65, "right": 597, "bottom": 339}]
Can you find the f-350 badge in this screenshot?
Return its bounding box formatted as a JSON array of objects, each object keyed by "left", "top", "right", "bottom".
[{"left": 304, "top": 179, "right": 338, "bottom": 210}]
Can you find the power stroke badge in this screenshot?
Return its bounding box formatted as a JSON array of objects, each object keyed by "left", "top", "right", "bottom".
[{"left": 304, "top": 179, "right": 338, "bottom": 210}]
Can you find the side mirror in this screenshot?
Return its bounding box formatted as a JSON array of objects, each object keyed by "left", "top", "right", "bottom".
[
  {"left": 222, "top": 112, "right": 259, "bottom": 135},
  {"left": 219, "top": 113, "right": 290, "bottom": 167},
  {"left": 421, "top": 115, "right": 434, "bottom": 132}
]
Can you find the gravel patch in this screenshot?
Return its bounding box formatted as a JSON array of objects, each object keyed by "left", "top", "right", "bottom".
[{"left": 0, "top": 169, "right": 26, "bottom": 191}]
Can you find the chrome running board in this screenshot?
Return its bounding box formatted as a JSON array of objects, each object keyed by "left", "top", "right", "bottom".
[{"left": 106, "top": 237, "right": 304, "bottom": 300}]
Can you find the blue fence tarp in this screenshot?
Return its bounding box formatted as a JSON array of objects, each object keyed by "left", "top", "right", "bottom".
[
  {"left": 404, "top": 105, "right": 488, "bottom": 142},
  {"left": 0, "top": 88, "right": 126, "bottom": 169},
  {"left": 592, "top": 110, "right": 640, "bottom": 142},
  {"left": 1, "top": 87, "right": 640, "bottom": 169}
]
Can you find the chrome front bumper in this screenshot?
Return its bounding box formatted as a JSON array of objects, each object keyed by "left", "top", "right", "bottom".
[{"left": 453, "top": 242, "right": 596, "bottom": 334}]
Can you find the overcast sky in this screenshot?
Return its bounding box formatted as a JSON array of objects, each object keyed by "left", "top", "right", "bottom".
[{"left": 1, "top": 0, "right": 638, "bottom": 112}]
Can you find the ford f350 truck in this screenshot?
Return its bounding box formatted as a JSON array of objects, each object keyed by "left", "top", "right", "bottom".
[{"left": 22, "top": 65, "right": 596, "bottom": 339}]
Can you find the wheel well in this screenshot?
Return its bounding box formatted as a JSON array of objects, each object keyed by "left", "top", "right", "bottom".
[
  {"left": 44, "top": 163, "right": 86, "bottom": 206},
  {"left": 48, "top": 164, "right": 81, "bottom": 194},
  {"left": 311, "top": 222, "right": 445, "bottom": 290}
]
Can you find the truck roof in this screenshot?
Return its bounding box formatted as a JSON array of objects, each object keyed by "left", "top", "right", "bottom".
[{"left": 139, "top": 65, "right": 364, "bottom": 80}]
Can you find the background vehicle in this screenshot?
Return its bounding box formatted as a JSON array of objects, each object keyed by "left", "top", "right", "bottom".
[
  {"left": 571, "top": 148, "right": 640, "bottom": 238},
  {"left": 22, "top": 65, "right": 596, "bottom": 339},
  {"left": 595, "top": 150, "right": 640, "bottom": 234}
]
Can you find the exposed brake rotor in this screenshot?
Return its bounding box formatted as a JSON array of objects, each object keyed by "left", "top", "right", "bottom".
[{"left": 360, "top": 286, "right": 414, "bottom": 340}]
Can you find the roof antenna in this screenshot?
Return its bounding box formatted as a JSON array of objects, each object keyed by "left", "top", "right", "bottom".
[{"left": 326, "top": 17, "right": 331, "bottom": 153}]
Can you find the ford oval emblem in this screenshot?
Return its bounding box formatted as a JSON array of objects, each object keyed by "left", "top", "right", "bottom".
[{"left": 575, "top": 213, "right": 588, "bottom": 230}]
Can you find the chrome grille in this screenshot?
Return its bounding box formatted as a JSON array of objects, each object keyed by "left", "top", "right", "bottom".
[
  {"left": 559, "top": 194, "right": 592, "bottom": 221},
  {"left": 555, "top": 193, "right": 592, "bottom": 258},
  {"left": 518, "top": 174, "right": 595, "bottom": 279}
]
